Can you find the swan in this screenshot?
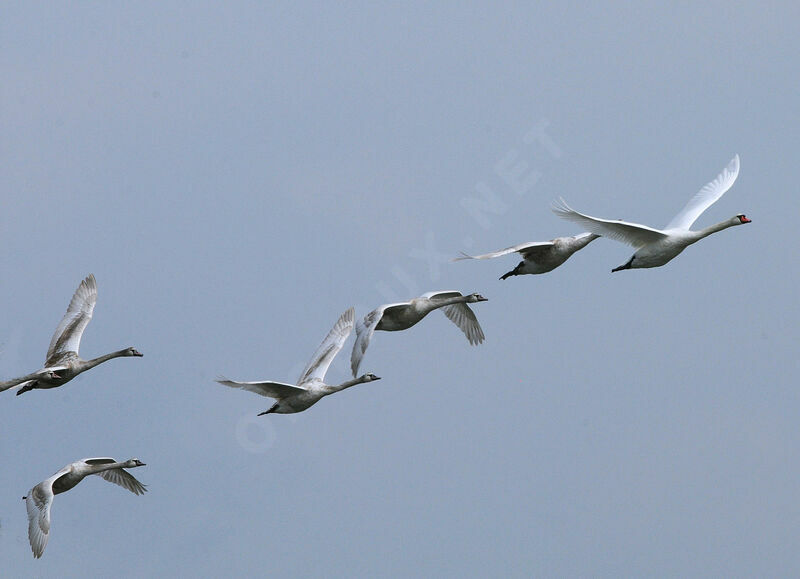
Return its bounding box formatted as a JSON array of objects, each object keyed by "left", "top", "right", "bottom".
[
  {"left": 350, "top": 291, "right": 488, "bottom": 377},
  {"left": 217, "top": 307, "right": 380, "bottom": 415},
  {"left": 454, "top": 232, "right": 600, "bottom": 279},
  {"left": 0, "top": 274, "right": 143, "bottom": 395},
  {"left": 24, "top": 457, "right": 146, "bottom": 558},
  {"left": 552, "top": 155, "right": 750, "bottom": 271}
]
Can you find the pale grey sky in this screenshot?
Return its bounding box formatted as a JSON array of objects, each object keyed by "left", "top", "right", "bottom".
[{"left": 2, "top": 2, "right": 799, "bottom": 577}]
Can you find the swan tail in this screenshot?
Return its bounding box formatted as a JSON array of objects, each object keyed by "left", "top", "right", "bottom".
[{"left": 15, "top": 381, "right": 36, "bottom": 396}]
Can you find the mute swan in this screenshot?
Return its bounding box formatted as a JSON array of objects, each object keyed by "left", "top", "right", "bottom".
[
  {"left": 24, "top": 457, "right": 146, "bottom": 558},
  {"left": 553, "top": 155, "right": 750, "bottom": 271},
  {"left": 217, "top": 307, "right": 381, "bottom": 415},
  {"left": 454, "top": 232, "right": 600, "bottom": 279},
  {"left": 0, "top": 274, "right": 143, "bottom": 395},
  {"left": 350, "top": 291, "right": 488, "bottom": 377}
]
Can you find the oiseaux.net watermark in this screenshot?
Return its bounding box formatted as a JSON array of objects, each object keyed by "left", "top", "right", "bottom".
[{"left": 234, "top": 118, "right": 563, "bottom": 453}]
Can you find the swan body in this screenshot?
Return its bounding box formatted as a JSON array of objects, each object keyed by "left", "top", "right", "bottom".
[
  {"left": 217, "top": 307, "right": 381, "bottom": 415},
  {"left": 455, "top": 232, "right": 600, "bottom": 278},
  {"left": 350, "top": 291, "right": 488, "bottom": 377},
  {"left": 24, "top": 457, "right": 147, "bottom": 558},
  {"left": 552, "top": 155, "right": 750, "bottom": 271},
  {"left": 0, "top": 274, "right": 143, "bottom": 395}
]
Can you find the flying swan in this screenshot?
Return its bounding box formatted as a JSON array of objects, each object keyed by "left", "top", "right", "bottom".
[
  {"left": 351, "top": 291, "right": 487, "bottom": 377},
  {"left": 24, "top": 457, "right": 147, "bottom": 558},
  {"left": 0, "top": 274, "right": 143, "bottom": 395},
  {"left": 552, "top": 155, "right": 750, "bottom": 271},
  {"left": 217, "top": 307, "right": 380, "bottom": 415},
  {"left": 454, "top": 232, "right": 600, "bottom": 279}
]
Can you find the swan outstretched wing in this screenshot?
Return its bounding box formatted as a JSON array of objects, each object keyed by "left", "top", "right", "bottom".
[
  {"left": 420, "top": 290, "right": 463, "bottom": 300},
  {"left": 96, "top": 468, "right": 147, "bottom": 495},
  {"left": 453, "top": 241, "right": 553, "bottom": 261},
  {"left": 0, "top": 378, "right": 33, "bottom": 392},
  {"left": 297, "top": 307, "right": 354, "bottom": 384},
  {"left": 552, "top": 199, "right": 667, "bottom": 248},
  {"left": 46, "top": 274, "right": 98, "bottom": 364},
  {"left": 0, "top": 366, "right": 68, "bottom": 392},
  {"left": 216, "top": 377, "right": 306, "bottom": 399},
  {"left": 83, "top": 457, "right": 117, "bottom": 465},
  {"left": 350, "top": 306, "right": 387, "bottom": 377},
  {"left": 441, "top": 303, "right": 485, "bottom": 345},
  {"left": 665, "top": 154, "right": 740, "bottom": 230},
  {"left": 79, "top": 457, "right": 148, "bottom": 495},
  {"left": 26, "top": 483, "right": 53, "bottom": 558},
  {"left": 420, "top": 292, "right": 485, "bottom": 345}
]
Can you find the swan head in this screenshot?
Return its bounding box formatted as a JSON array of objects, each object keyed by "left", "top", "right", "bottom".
[
  {"left": 736, "top": 214, "right": 751, "bottom": 224},
  {"left": 361, "top": 373, "right": 381, "bottom": 383},
  {"left": 468, "top": 293, "right": 488, "bottom": 303},
  {"left": 127, "top": 458, "right": 146, "bottom": 467},
  {"left": 125, "top": 347, "right": 143, "bottom": 357}
]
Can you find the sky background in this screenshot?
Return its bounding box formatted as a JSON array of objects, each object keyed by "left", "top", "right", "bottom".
[{"left": 1, "top": 2, "right": 798, "bottom": 577}]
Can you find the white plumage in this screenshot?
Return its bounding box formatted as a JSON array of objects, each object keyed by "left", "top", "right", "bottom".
[
  {"left": 552, "top": 155, "right": 750, "bottom": 271},
  {"left": 351, "top": 291, "right": 488, "bottom": 377},
  {"left": 24, "top": 457, "right": 147, "bottom": 558},
  {"left": 218, "top": 307, "right": 381, "bottom": 414}
]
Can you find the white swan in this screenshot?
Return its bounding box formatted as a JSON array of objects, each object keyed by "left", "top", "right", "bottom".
[
  {"left": 0, "top": 274, "right": 143, "bottom": 395},
  {"left": 552, "top": 155, "right": 750, "bottom": 271},
  {"left": 24, "top": 457, "right": 147, "bottom": 558},
  {"left": 454, "top": 232, "right": 600, "bottom": 279},
  {"left": 350, "top": 291, "right": 488, "bottom": 377},
  {"left": 217, "top": 307, "right": 380, "bottom": 415}
]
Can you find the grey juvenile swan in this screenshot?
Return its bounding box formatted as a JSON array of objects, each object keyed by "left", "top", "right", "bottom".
[
  {"left": 454, "top": 232, "right": 600, "bottom": 279},
  {"left": 0, "top": 274, "right": 143, "bottom": 395},
  {"left": 24, "top": 457, "right": 147, "bottom": 558},
  {"left": 351, "top": 291, "right": 488, "bottom": 377},
  {"left": 552, "top": 155, "right": 751, "bottom": 271},
  {"left": 217, "top": 307, "right": 380, "bottom": 415}
]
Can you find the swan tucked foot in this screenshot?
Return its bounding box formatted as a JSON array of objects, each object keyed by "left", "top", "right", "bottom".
[
  {"left": 611, "top": 256, "right": 634, "bottom": 272},
  {"left": 258, "top": 403, "right": 280, "bottom": 416},
  {"left": 499, "top": 262, "right": 524, "bottom": 280},
  {"left": 16, "top": 383, "right": 36, "bottom": 396}
]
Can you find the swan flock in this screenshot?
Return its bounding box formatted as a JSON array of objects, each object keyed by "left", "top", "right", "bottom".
[{"left": 8, "top": 155, "right": 749, "bottom": 558}]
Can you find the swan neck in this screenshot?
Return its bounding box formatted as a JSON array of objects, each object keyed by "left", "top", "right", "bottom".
[
  {"left": 422, "top": 295, "right": 466, "bottom": 313},
  {"left": 693, "top": 218, "right": 738, "bottom": 240},
  {"left": 88, "top": 461, "right": 127, "bottom": 474},
  {"left": 81, "top": 349, "right": 130, "bottom": 370},
  {"left": 327, "top": 376, "right": 365, "bottom": 394}
]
